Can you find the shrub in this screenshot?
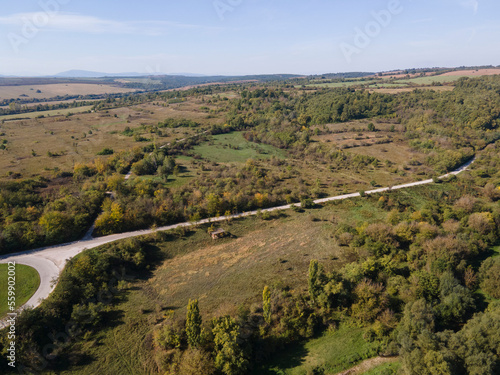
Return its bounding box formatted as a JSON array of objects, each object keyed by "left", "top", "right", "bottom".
[
  {"left": 97, "top": 148, "right": 114, "bottom": 155},
  {"left": 301, "top": 198, "right": 315, "bottom": 209}
]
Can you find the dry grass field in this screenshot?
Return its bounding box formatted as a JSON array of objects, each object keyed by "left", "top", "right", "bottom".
[
  {"left": 0, "top": 99, "right": 100, "bottom": 109},
  {"left": 0, "top": 97, "right": 224, "bottom": 178},
  {"left": 440, "top": 68, "right": 500, "bottom": 76},
  {"left": 312, "top": 119, "right": 432, "bottom": 176},
  {"left": 0, "top": 105, "right": 94, "bottom": 120},
  {"left": 0, "top": 83, "right": 138, "bottom": 100}
]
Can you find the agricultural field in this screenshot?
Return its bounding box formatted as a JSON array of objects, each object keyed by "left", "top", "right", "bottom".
[
  {"left": 367, "top": 86, "right": 454, "bottom": 94},
  {"left": 0, "top": 83, "right": 138, "bottom": 101},
  {"left": 301, "top": 81, "right": 364, "bottom": 89},
  {"left": 396, "top": 75, "right": 469, "bottom": 85},
  {"left": 302, "top": 68, "right": 500, "bottom": 93},
  {"left": 439, "top": 68, "right": 500, "bottom": 76}
]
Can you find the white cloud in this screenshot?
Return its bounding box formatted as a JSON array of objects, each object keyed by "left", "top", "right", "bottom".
[{"left": 0, "top": 12, "right": 219, "bottom": 35}]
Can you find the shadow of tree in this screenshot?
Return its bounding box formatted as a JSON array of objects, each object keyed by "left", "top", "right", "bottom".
[{"left": 252, "top": 341, "right": 310, "bottom": 375}]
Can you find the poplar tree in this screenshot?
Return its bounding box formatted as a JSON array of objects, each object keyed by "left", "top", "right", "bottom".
[
  {"left": 263, "top": 286, "right": 272, "bottom": 324},
  {"left": 308, "top": 259, "right": 321, "bottom": 302},
  {"left": 186, "top": 299, "right": 202, "bottom": 347}
]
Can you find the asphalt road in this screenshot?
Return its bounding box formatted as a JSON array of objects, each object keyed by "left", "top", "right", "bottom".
[{"left": 0, "top": 157, "right": 474, "bottom": 326}]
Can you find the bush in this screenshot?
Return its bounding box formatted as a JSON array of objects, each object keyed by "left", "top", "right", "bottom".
[
  {"left": 301, "top": 198, "right": 315, "bottom": 209},
  {"left": 97, "top": 148, "right": 114, "bottom": 155}
]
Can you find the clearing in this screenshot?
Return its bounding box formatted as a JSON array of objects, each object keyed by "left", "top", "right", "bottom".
[
  {"left": 253, "top": 324, "right": 378, "bottom": 375},
  {"left": 193, "top": 132, "right": 287, "bottom": 163}
]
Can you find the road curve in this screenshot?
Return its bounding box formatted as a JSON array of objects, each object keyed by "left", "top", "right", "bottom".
[{"left": 0, "top": 158, "right": 474, "bottom": 325}]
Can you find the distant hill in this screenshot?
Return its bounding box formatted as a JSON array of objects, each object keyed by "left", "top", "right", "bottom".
[
  {"left": 52, "top": 70, "right": 210, "bottom": 78},
  {"left": 52, "top": 70, "right": 169, "bottom": 78},
  {"left": 168, "top": 73, "right": 207, "bottom": 77}
]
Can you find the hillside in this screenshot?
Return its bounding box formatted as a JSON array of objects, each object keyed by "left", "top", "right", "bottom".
[{"left": 0, "top": 74, "right": 499, "bottom": 375}]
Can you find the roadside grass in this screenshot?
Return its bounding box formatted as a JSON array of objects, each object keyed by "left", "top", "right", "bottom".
[
  {"left": 0, "top": 264, "right": 40, "bottom": 318},
  {"left": 193, "top": 131, "right": 287, "bottom": 163},
  {"left": 252, "top": 324, "right": 377, "bottom": 375}
]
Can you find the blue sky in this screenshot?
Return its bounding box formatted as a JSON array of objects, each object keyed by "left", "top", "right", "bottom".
[{"left": 0, "top": 0, "right": 498, "bottom": 76}]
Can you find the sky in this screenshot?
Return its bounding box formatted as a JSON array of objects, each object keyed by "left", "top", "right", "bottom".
[{"left": 0, "top": 0, "right": 498, "bottom": 76}]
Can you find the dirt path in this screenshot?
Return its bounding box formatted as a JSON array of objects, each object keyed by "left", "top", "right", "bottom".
[{"left": 336, "top": 356, "right": 399, "bottom": 375}]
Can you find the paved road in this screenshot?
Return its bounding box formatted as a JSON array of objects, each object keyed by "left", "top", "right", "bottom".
[{"left": 0, "top": 158, "right": 474, "bottom": 326}]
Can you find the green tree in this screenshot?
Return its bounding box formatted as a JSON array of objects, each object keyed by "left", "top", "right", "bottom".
[
  {"left": 308, "top": 259, "right": 322, "bottom": 302},
  {"left": 437, "top": 272, "right": 475, "bottom": 327},
  {"left": 38, "top": 210, "right": 70, "bottom": 242},
  {"left": 479, "top": 259, "right": 500, "bottom": 299},
  {"left": 263, "top": 286, "right": 272, "bottom": 324},
  {"left": 186, "top": 299, "right": 202, "bottom": 348},
  {"left": 212, "top": 316, "right": 248, "bottom": 375}
]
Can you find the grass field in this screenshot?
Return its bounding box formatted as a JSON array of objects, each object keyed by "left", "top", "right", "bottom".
[
  {"left": 363, "top": 361, "right": 401, "bottom": 375},
  {"left": 368, "top": 83, "right": 409, "bottom": 88},
  {"left": 193, "top": 132, "right": 287, "bottom": 163},
  {"left": 253, "top": 324, "right": 377, "bottom": 375},
  {"left": 0, "top": 105, "right": 94, "bottom": 120},
  {"left": 302, "top": 81, "right": 364, "bottom": 89},
  {"left": 0, "top": 263, "right": 40, "bottom": 318},
  {"left": 397, "top": 75, "right": 467, "bottom": 85},
  {"left": 302, "top": 77, "right": 460, "bottom": 90},
  {"left": 0, "top": 97, "right": 224, "bottom": 179},
  {"left": 311, "top": 119, "right": 434, "bottom": 182},
  {"left": 368, "top": 86, "right": 454, "bottom": 94}
]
